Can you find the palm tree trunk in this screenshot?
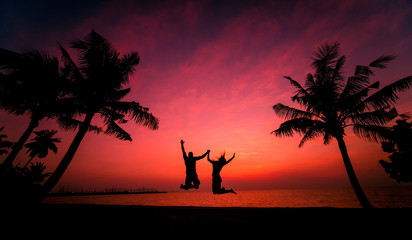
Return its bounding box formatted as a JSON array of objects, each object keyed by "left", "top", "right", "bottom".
[
  {"left": 336, "top": 136, "right": 373, "bottom": 208},
  {"left": 2, "top": 117, "right": 39, "bottom": 166},
  {"left": 42, "top": 113, "right": 94, "bottom": 196},
  {"left": 24, "top": 156, "right": 35, "bottom": 168}
]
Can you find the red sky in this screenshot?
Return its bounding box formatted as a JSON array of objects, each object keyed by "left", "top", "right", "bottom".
[{"left": 1, "top": 0, "right": 412, "bottom": 191}]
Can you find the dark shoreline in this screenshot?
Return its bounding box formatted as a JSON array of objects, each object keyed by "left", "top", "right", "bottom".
[
  {"left": 5, "top": 203, "right": 411, "bottom": 237},
  {"left": 48, "top": 191, "right": 167, "bottom": 196}
]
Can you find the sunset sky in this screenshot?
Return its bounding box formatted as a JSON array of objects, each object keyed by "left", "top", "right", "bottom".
[{"left": 1, "top": 0, "right": 412, "bottom": 192}]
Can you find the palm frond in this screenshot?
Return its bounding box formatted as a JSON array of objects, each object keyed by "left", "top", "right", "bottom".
[
  {"left": 304, "top": 73, "right": 316, "bottom": 89},
  {"left": 283, "top": 76, "right": 311, "bottom": 104},
  {"left": 119, "top": 52, "right": 140, "bottom": 77},
  {"left": 272, "top": 118, "right": 321, "bottom": 137},
  {"left": 99, "top": 106, "right": 126, "bottom": 122},
  {"left": 341, "top": 76, "right": 376, "bottom": 98},
  {"left": 57, "top": 116, "right": 102, "bottom": 134},
  {"left": 338, "top": 81, "right": 380, "bottom": 118},
  {"left": 272, "top": 103, "right": 315, "bottom": 120},
  {"left": 0, "top": 48, "right": 58, "bottom": 77},
  {"left": 353, "top": 55, "right": 396, "bottom": 77},
  {"left": 111, "top": 88, "right": 131, "bottom": 101},
  {"left": 106, "top": 101, "right": 159, "bottom": 130},
  {"left": 369, "top": 55, "right": 396, "bottom": 69},
  {"left": 24, "top": 49, "right": 58, "bottom": 66},
  {"left": 312, "top": 42, "right": 340, "bottom": 64},
  {"left": 332, "top": 55, "right": 345, "bottom": 82},
  {"left": 323, "top": 132, "right": 334, "bottom": 145},
  {"left": 105, "top": 119, "right": 132, "bottom": 141},
  {"left": 348, "top": 107, "right": 398, "bottom": 126},
  {"left": 354, "top": 65, "right": 374, "bottom": 77},
  {"left": 363, "top": 76, "right": 412, "bottom": 109},
  {"left": 311, "top": 42, "right": 340, "bottom": 75},
  {"left": 58, "top": 42, "right": 85, "bottom": 83},
  {"left": 298, "top": 121, "right": 326, "bottom": 147},
  {"left": 70, "top": 30, "right": 113, "bottom": 53},
  {"left": 49, "top": 144, "right": 58, "bottom": 154},
  {"left": 71, "top": 30, "right": 118, "bottom": 72},
  {"left": 352, "top": 124, "right": 391, "bottom": 142},
  {"left": 284, "top": 76, "right": 304, "bottom": 90}
]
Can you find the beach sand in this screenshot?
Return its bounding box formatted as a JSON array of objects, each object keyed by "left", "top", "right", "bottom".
[{"left": 4, "top": 204, "right": 410, "bottom": 238}]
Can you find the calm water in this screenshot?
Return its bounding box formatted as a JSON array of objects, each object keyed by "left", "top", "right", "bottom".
[{"left": 43, "top": 187, "right": 412, "bottom": 208}]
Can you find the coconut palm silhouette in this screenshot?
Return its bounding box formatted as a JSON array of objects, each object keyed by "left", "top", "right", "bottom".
[
  {"left": 24, "top": 130, "right": 60, "bottom": 168},
  {"left": 0, "top": 49, "right": 63, "bottom": 166},
  {"left": 42, "top": 30, "right": 159, "bottom": 196},
  {"left": 272, "top": 42, "right": 412, "bottom": 208}
]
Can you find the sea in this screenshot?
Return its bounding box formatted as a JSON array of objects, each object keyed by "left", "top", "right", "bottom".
[{"left": 43, "top": 186, "right": 412, "bottom": 208}]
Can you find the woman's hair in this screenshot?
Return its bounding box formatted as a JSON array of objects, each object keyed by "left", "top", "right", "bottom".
[{"left": 218, "top": 152, "right": 226, "bottom": 162}]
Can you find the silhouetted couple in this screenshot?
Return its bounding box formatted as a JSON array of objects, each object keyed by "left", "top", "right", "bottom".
[{"left": 180, "top": 140, "right": 236, "bottom": 194}]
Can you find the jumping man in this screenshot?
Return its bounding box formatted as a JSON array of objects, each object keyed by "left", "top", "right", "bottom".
[{"left": 180, "top": 139, "right": 210, "bottom": 190}]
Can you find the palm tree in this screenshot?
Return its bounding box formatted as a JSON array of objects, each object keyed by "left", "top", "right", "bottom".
[
  {"left": 272, "top": 42, "right": 412, "bottom": 208},
  {"left": 24, "top": 130, "right": 61, "bottom": 168},
  {"left": 24, "top": 162, "right": 51, "bottom": 184},
  {"left": 0, "top": 48, "right": 64, "bottom": 166},
  {"left": 42, "top": 30, "right": 159, "bottom": 195},
  {"left": 0, "top": 126, "right": 13, "bottom": 156}
]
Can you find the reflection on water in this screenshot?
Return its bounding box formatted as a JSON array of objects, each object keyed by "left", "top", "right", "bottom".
[{"left": 43, "top": 187, "right": 412, "bottom": 208}]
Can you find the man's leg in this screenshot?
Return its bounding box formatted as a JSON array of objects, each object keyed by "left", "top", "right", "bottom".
[
  {"left": 180, "top": 174, "right": 193, "bottom": 190},
  {"left": 193, "top": 174, "right": 200, "bottom": 189}
]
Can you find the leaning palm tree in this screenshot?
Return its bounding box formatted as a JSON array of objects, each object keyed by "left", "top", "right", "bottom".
[
  {"left": 0, "top": 48, "right": 64, "bottom": 166},
  {"left": 24, "top": 130, "right": 61, "bottom": 168},
  {"left": 42, "top": 30, "right": 159, "bottom": 195},
  {"left": 272, "top": 42, "right": 412, "bottom": 208}
]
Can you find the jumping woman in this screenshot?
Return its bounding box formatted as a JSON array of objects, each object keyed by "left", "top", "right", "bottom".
[{"left": 207, "top": 152, "right": 236, "bottom": 194}]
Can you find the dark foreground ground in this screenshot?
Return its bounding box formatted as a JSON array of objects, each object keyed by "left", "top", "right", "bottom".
[{"left": 4, "top": 204, "right": 411, "bottom": 238}]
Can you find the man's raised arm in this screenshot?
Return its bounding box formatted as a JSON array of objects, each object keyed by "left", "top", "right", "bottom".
[
  {"left": 194, "top": 149, "right": 210, "bottom": 161},
  {"left": 181, "top": 139, "right": 187, "bottom": 158}
]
